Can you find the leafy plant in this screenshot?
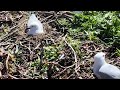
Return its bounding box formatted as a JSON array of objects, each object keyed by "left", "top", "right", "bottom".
[
  {"left": 44, "top": 46, "right": 59, "bottom": 61},
  {"left": 57, "top": 11, "right": 120, "bottom": 54}
]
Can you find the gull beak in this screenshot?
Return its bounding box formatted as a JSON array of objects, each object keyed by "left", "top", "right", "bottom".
[{"left": 25, "top": 27, "right": 30, "bottom": 33}]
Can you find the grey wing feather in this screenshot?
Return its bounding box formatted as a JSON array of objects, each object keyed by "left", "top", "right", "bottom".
[{"left": 99, "top": 64, "right": 120, "bottom": 79}]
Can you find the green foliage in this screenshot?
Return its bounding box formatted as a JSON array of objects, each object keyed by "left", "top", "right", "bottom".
[
  {"left": 30, "top": 58, "right": 40, "bottom": 67},
  {"left": 57, "top": 18, "right": 70, "bottom": 27},
  {"left": 57, "top": 11, "right": 120, "bottom": 52},
  {"left": 44, "top": 46, "right": 59, "bottom": 61},
  {"left": 115, "top": 49, "right": 120, "bottom": 57},
  {"left": 66, "top": 36, "right": 81, "bottom": 58}
]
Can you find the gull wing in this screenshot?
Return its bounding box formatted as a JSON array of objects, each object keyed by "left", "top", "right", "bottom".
[{"left": 99, "top": 64, "right": 120, "bottom": 79}]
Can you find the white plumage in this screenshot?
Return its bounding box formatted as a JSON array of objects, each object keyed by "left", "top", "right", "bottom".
[
  {"left": 27, "top": 14, "right": 44, "bottom": 35},
  {"left": 93, "top": 52, "right": 120, "bottom": 79}
]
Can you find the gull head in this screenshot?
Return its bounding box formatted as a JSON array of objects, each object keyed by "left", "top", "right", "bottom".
[
  {"left": 93, "top": 52, "right": 107, "bottom": 79},
  {"left": 26, "top": 14, "right": 44, "bottom": 35},
  {"left": 94, "top": 52, "right": 106, "bottom": 64}
]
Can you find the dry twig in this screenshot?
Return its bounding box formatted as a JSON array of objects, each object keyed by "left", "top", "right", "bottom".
[{"left": 63, "top": 35, "right": 82, "bottom": 79}]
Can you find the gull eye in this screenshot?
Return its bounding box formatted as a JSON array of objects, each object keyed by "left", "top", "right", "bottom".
[{"left": 31, "top": 25, "right": 34, "bottom": 27}]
